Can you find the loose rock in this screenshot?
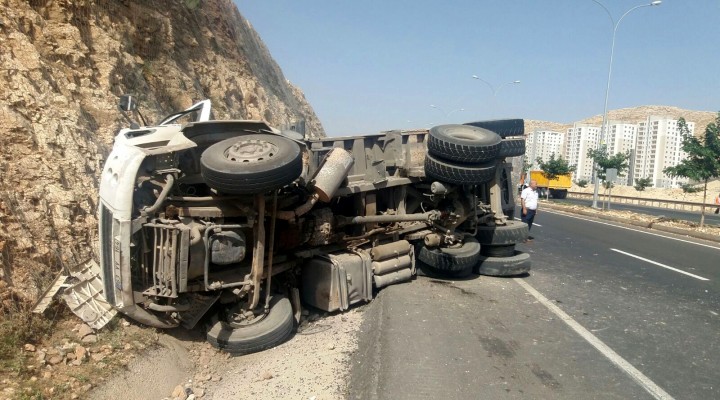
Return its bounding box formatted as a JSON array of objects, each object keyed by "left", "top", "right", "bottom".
[
  {"left": 48, "top": 355, "right": 64, "bottom": 365},
  {"left": 81, "top": 335, "right": 98, "bottom": 344},
  {"left": 74, "top": 346, "right": 87, "bottom": 361},
  {"left": 171, "top": 384, "right": 187, "bottom": 400},
  {"left": 76, "top": 324, "right": 93, "bottom": 339}
]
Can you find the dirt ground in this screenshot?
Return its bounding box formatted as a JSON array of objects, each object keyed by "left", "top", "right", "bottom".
[
  {"left": 571, "top": 180, "right": 720, "bottom": 204},
  {"left": 6, "top": 185, "right": 718, "bottom": 400},
  {"left": 88, "top": 308, "right": 364, "bottom": 400}
]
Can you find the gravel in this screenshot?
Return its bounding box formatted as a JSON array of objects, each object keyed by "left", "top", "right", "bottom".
[{"left": 88, "top": 308, "right": 364, "bottom": 400}]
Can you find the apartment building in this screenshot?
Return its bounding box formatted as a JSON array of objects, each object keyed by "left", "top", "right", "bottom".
[
  {"left": 606, "top": 122, "right": 637, "bottom": 185},
  {"left": 633, "top": 117, "right": 693, "bottom": 188},
  {"left": 565, "top": 124, "right": 599, "bottom": 181},
  {"left": 527, "top": 130, "right": 565, "bottom": 169}
]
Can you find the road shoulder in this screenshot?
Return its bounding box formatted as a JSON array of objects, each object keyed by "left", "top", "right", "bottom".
[{"left": 542, "top": 202, "right": 720, "bottom": 244}]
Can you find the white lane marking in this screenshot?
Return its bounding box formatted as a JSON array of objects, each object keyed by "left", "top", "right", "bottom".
[
  {"left": 513, "top": 217, "right": 542, "bottom": 227},
  {"left": 610, "top": 248, "right": 709, "bottom": 281},
  {"left": 514, "top": 278, "right": 675, "bottom": 400},
  {"left": 542, "top": 209, "right": 720, "bottom": 250}
]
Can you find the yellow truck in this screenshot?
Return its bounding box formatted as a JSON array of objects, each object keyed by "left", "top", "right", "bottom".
[{"left": 522, "top": 171, "right": 572, "bottom": 199}]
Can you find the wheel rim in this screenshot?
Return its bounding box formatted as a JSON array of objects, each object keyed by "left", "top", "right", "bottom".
[
  {"left": 225, "top": 139, "right": 279, "bottom": 163},
  {"left": 227, "top": 309, "right": 268, "bottom": 328},
  {"left": 452, "top": 132, "right": 480, "bottom": 141}
]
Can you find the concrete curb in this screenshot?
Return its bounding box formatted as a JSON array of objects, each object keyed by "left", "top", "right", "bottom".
[{"left": 542, "top": 202, "right": 720, "bottom": 244}]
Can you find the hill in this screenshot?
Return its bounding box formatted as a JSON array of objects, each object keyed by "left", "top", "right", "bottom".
[
  {"left": 525, "top": 106, "right": 717, "bottom": 136},
  {"left": 0, "top": 0, "right": 323, "bottom": 303}
]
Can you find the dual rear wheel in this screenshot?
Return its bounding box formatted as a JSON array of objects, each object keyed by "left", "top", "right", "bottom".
[{"left": 417, "top": 222, "right": 531, "bottom": 279}]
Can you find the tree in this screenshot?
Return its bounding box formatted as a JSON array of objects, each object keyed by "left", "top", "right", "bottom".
[
  {"left": 634, "top": 177, "right": 652, "bottom": 191},
  {"left": 586, "top": 147, "right": 631, "bottom": 183},
  {"left": 663, "top": 115, "right": 720, "bottom": 228},
  {"left": 680, "top": 183, "right": 702, "bottom": 193},
  {"left": 536, "top": 153, "right": 576, "bottom": 181},
  {"left": 536, "top": 154, "right": 576, "bottom": 199},
  {"left": 575, "top": 179, "right": 589, "bottom": 188}
]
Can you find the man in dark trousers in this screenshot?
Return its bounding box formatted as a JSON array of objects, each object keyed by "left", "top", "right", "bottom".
[{"left": 520, "top": 180, "right": 539, "bottom": 240}]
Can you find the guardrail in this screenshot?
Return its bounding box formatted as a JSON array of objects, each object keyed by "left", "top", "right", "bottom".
[{"left": 566, "top": 191, "right": 718, "bottom": 213}]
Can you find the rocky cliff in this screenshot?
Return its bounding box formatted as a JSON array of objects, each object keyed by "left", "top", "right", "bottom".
[{"left": 0, "top": 0, "right": 324, "bottom": 302}]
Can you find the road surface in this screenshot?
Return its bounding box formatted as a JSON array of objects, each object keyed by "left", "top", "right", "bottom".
[{"left": 349, "top": 208, "right": 720, "bottom": 399}]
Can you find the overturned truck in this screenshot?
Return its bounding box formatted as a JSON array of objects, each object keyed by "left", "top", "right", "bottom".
[{"left": 98, "top": 98, "right": 529, "bottom": 354}]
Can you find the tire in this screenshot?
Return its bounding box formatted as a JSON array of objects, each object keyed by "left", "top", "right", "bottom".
[
  {"left": 549, "top": 189, "right": 568, "bottom": 199},
  {"left": 424, "top": 153, "right": 496, "bottom": 185},
  {"left": 417, "top": 236, "right": 481, "bottom": 273},
  {"left": 201, "top": 134, "right": 302, "bottom": 194},
  {"left": 206, "top": 295, "right": 294, "bottom": 355},
  {"left": 498, "top": 138, "right": 525, "bottom": 158},
  {"left": 463, "top": 119, "right": 524, "bottom": 139},
  {"left": 475, "top": 221, "right": 528, "bottom": 245},
  {"left": 427, "top": 124, "right": 501, "bottom": 164},
  {"left": 417, "top": 260, "right": 474, "bottom": 279},
  {"left": 474, "top": 251, "right": 531, "bottom": 277},
  {"left": 480, "top": 244, "right": 515, "bottom": 257}
]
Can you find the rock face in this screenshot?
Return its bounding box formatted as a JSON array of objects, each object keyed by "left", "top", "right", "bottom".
[{"left": 0, "top": 0, "right": 324, "bottom": 301}]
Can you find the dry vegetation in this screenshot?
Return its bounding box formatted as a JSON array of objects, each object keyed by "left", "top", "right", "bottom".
[{"left": 0, "top": 305, "right": 159, "bottom": 400}]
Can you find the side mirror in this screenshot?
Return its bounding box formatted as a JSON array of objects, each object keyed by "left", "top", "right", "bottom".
[{"left": 119, "top": 94, "right": 137, "bottom": 112}]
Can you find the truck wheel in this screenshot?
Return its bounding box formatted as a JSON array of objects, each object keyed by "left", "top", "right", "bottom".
[
  {"left": 498, "top": 138, "right": 525, "bottom": 158},
  {"left": 549, "top": 189, "right": 568, "bottom": 199},
  {"left": 475, "top": 221, "right": 528, "bottom": 245},
  {"left": 427, "top": 124, "right": 501, "bottom": 164},
  {"left": 424, "top": 153, "right": 496, "bottom": 185},
  {"left": 417, "top": 260, "right": 473, "bottom": 279},
  {"left": 474, "top": 251, "right": 531, "bottom": 277},
  {"left": 201, "top": 134, "right": 302, "bottom": 194},
  {"left": 463, "top": 119, "right": 524, "bottom": 138},
  {"left": 417, "top": 237, "right": 480, "bottom": 277},
  {"left": 480, "top": 244, "right": 515, "bottom": 257},
  {"left": 206, "top": 295, "right": 294, "bottom": 355}
]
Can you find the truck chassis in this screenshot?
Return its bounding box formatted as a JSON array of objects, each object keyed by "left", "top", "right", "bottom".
[{"left": 97, "top": 99, "right": 530, "bottom": 353}]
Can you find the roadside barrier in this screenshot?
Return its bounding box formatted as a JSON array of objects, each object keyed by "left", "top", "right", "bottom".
[{"left": 567, "top": 191, "right": 717, "bottom": 213}]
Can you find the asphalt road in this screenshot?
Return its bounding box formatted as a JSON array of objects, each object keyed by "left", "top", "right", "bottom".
[
  {"left": 349, "top": 209, "right": 720, "bottom": 400},
  {"left": 557, "top": 197, "right": 720, "bottom": 226}
]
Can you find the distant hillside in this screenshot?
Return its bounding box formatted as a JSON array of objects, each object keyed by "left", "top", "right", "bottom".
[
  {"left": 526, "top": 106, "right": 717, "bottom": 136},
  {"left": 524, "top": 120, "right": 572, "bottom": 136}
]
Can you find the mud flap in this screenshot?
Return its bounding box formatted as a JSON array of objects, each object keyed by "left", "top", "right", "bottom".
[
  {"left": 61, "top": 260, "right": 118, "bottom": 329},
  {"left": 32, "top": 273, "right": 71, "bottom": 314}
]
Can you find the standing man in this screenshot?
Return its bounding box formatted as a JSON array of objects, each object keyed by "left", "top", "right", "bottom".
[
  {"left": 521, "top": 179, "right": 539, "bottom": 240},
  {"left": 714, "top": 192, "right": 720, "bottom": 214}
]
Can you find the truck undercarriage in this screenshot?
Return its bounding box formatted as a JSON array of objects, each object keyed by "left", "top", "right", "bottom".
[{"left": 97, "top": 99, "right": 530, "bottom": 353}]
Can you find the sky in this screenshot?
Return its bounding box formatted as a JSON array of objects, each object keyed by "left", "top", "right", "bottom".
[{"left": 236, "top": 1, "right": 720, "bottom": 136}]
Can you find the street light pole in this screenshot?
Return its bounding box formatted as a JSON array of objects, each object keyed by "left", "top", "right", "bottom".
[
  {"left": 471, "top": 75, "right": 520, "bottom": 116},
  {"left": 590, "top": 0, "right": 661, "bottom": 209},
  {"left": 430, "top": 104, "right": 464, "bottom": 119}
]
